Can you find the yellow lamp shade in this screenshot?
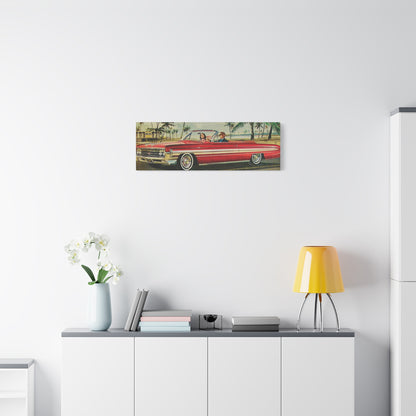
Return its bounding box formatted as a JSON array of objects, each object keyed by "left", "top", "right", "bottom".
[{"left": 293, "top": 246, "right": 344, "bottom": 293}]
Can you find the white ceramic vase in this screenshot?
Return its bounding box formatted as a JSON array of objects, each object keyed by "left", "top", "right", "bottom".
[{"left": 89, "top": 283, "right": 112, "bottom": 331}]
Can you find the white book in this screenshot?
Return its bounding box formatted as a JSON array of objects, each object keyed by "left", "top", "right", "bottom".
[
  {"left": 124, "top": 289, "right": 142, "bottom": 331},
  {"left": 232, "top": 316, "right": 280, "bottom": 326}
]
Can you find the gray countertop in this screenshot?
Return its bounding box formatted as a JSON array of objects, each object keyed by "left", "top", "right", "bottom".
[
  {"left": 0, "top": 359, "right": 34, "bottom": 368},
  {"left": 62, "top": 328, "right": 355, "bottom": 337},
  {"left": 391, "top": 107, "right": 416, "bottom": 115}
]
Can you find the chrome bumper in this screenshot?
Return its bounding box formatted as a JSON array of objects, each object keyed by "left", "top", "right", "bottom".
[{"left": 138, "top": 156, "right": 177, "bottom": 166}]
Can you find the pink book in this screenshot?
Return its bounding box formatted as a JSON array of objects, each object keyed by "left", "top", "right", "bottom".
[{"left": 140, "top": 316, "right": 191, "bottom": 322}]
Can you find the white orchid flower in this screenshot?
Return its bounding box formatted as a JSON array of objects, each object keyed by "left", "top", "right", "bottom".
[
  {"left": 66, "top": 232, "right": 123, "bottom": 286},
  {"left": 98, "top": 260, "right": 113, "bottom": 271},
  {"left": 82, "top": 233, "right": 95, "bottom": 251},
  {"left": 112, "top": 265, "right": 123, "bottom": 278},
  {"left": 100, "top": 246, "right": 110, "bottom": 255},
  {"left": 95, "top": 235, "right": 109, "bottom": 251},
  {"left": 64, "top": 240, "right": 81, "bottom": 252},
  {"left": 103, "top": 262, "right": 113, "bottom": 272},
  {"left": 68, "top": 251, "right": 80, "bottom": 264},
  {"left": 82, "top": 237, "right": 91, "bottom": 252},
  {"left": 64, "top": 243, "right": 74, "bottom": 253},
  {"left": 71, "top": 239, "right": 84, "bottom": 251}
]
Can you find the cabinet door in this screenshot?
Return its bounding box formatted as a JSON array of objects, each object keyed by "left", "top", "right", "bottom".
[
  {"left": 208, "top": 338, "right": 281, "bottom": 416},
  {"left": 135, "top": 337, "right": 207, "bottom": 416},
  {"left": 282, "top": 337, "right": 354, "bottom": 416},
  {"left": 0, "top": 368, "right": 32, "bottom": 416},
  {"left": 62, "top": 337, "right": 134, "bottom": 416}
]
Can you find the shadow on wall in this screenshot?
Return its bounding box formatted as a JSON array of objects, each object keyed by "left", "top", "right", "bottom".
[
  {"left": 36, "top": 359, "right": 57, "bottom": 415},
  {"left": 338, "top": 249, "right": 382, "bottom": 289},
  {"left": 144, "top": 292, "right": 173, "bottom": 311}
]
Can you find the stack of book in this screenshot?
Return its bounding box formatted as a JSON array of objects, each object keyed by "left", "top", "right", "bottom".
[
  {"left": 124, "top": 289, "right": 149, "bottom": 331},
  {"left": 139, "top": 310, "right": 192, "bottom": 332},
  {"left": 231, "top": 316, "right": 280, "bottom": 332}
]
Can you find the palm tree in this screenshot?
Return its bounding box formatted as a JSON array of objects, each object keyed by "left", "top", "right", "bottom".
[
  {"left": 255, "top": 122, "right": 262, "bottom": 139},
  {"left": 249, "top": 122, "right": 255, "bottom": 140},
  {"left": 181, "top": 123, "right": 191, "bottom": 139},
  {"left": 261, "top": 122, "right": 267, "bottom": 138},
  {"left": 136, "top": 122, "right": 144, "bottom": 142},
  {"left": 266, "top": 122, "right": 280, "bottom": 140},
  {"left": 160, "top": 122, "right": 175, "bottom": 140},
  {"left": 148, "top": 122, "right": 166, "bottom": 139},
  {"left": 225, "top": 122, "right": 235, "bottom": 140},
  {"left": 232, "top": 122, "right": 255, "bottom": 140}
]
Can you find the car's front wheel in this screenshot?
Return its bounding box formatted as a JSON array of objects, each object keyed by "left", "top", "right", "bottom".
[
  {"left": 178, "top": 153, "right": 195, "bottom": 170},
  {"left": 250, "top": 153, "right": 263, "bottom": 166}
]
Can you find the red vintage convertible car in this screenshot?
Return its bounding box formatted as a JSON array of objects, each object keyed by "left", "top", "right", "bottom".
[{"left": 137, "top": 130, "right": 280, "bottom": 170}]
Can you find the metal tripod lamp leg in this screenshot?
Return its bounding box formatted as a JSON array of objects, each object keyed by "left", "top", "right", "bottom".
[
  {"left": 319, "top": 293, "right": 323, "bottom": 332},
  {"left": 296, "top": 292, "right": 341, "bottom": 332},
  {"left": 313, "top": 294, "right": 318, "bottom": 329},
  {"left": 296, "top": 293, "right": 310, "bottom": 331},
  {"left": 326, "top": 293, "right": 340, "bottom": 331}
]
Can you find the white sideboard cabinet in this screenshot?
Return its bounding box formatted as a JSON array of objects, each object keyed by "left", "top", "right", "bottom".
[
  {"left": 208, "top": 337, "right": 281, "bottom": 416},
  {"left": 62, "top": 329, "right": 354, "bottom": 416},
  {"left": 0, "top": 359, "right": 34, "bottom": 416},
  {"left": 135, "top": 337, "right": 207, "bottom": 416},
  {"left": 62, "top": 337, "right": 134, "bottom": 416},
  {"left": 282, "top": 337, "right": 354, "bottom": 416}
]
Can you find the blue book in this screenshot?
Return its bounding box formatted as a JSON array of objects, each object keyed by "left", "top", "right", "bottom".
[
  {"left": 139, "top": 321, "right": 190, "bottom": 327},
  {"left": 140, "top": 326, "right": 191, "bottom": 332}
]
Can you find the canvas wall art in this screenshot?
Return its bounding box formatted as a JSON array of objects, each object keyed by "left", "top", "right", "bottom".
[{"left": 136, "top": 122, "right": 280, "bottom": 171}]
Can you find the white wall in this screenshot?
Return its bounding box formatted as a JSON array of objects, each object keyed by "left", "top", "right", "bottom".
[{"left": 1, "top": 0, "right": 415, "bottom": 414}]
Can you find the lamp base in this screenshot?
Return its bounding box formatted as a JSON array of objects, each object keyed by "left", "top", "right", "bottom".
[{"left": 296, "top": 293, "right": 340, "bottom": 332}]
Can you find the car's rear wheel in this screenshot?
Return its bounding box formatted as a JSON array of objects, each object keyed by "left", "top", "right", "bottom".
[
  {"left": 178, "top": 153, "right": 195, "bottom": 170},
  {"left": 250, "top": 153, "right": 263, "bottom": 166}
]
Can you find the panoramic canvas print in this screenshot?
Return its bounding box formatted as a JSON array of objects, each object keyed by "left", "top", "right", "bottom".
[{"left": 136, "top": 122, "right": 280, "bottom": 171}]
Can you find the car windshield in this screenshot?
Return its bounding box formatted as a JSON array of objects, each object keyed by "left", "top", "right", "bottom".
[{"left": 182, "top": 130, "right": 219, "bottom": 142}]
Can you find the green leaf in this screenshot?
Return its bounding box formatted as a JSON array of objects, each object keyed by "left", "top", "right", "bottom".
[
  {"left": 231, "top": 122, "right": 245, "bottom": 132},
  {"left": 102, "top": 275, "right": 112, "bottom": 284},
  {"left": 88, "top": 281, "right": 95, "bottom": 285},
  {"left": 81, "top": 265, "right": 95, "bottom": 282},
  {"left": 97, "top": 268, "right": 109, "bottom": 283}
]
